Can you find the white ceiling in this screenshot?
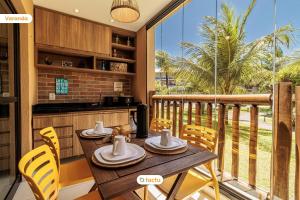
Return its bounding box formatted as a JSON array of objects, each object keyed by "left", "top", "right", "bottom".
[{"left": 33, "top": 0, "right": 172, "bottom": 31}]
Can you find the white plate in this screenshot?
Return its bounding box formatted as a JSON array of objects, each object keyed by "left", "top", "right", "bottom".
[
  {"left": 100, "top": 145, "right": 138, "bottom": 162},
  {"left": 94, "top": 143, "right": 145, "bottom": 165},
  {"left": 82, "top": 128, "right": 112, "bottom": 137},
  {"left": 145, "top": 136, "right": 187, "bottom": 150}
]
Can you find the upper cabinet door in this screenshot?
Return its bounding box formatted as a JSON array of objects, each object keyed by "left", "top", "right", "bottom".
[
  {"left": 59, "top": 15, "right": 81, "bottom": 50},
  {"left": 93, "top": 25, "right": 111, "bottom": 56},
  {"left": 35, "top": 8, "right": 60, "bottom": 46},
  {"left": 35, "top": 7, "right": 111, "bottom": 55}
]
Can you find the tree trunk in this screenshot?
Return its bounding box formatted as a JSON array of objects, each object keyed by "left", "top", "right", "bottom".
[{"left": 166, "top": 73, "right": 169, "bottom": 89}]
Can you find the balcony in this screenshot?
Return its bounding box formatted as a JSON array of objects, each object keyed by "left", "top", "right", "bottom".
[{"left": 149, "top": 82, "right": 299, "bottom": 199}]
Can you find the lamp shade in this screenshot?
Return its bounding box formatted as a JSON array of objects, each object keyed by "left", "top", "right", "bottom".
[{"left": 111, "top": 0, "right": 140, "bottom": 23}]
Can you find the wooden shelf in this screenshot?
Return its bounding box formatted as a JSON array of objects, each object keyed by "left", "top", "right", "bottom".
[
  {"left": 98, "top": 56, "right": 136, "bottom": 64},
  {"left": 112, "top": 43, "right": 135, "bottom": 51},
  {"left": 36, "top": 44, "right": 136, "bottom": 64},
  {"left": 36, "top": 64, "right": 135, "bottom": 76}
]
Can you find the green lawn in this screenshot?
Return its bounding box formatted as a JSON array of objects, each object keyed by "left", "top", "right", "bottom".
[{"left": 176, "top": 108, "right": 296, "bottom": 199}]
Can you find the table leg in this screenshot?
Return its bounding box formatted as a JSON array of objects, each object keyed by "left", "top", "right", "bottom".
[{"left": 166, "top": 171, "right": 188, "bottom": 200}]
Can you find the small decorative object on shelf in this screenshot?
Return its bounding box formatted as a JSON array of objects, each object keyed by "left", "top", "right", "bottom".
[
  {"left": 113, "top": 49, "right": 117, "bottom": 57},
  {"left": 100, "top": 60, "right": 107, "bottom": 70},
  {"left": 110, "top": 62, "right": 128, "bottom": 72},
  {"left": 44, "top": 56, "right": 53, "bottom": 65},
  {"left": 115, "top": 35, "right": 120, "bottom": 44},
  {"left": 127, "top": 37, "right": 131, "bottom": 46},
  {"left": 61, "top": 60, "right": 72, "bottom": 67},
  {"left": 55, "top": 78, "right": 68, "bottom": 95}
]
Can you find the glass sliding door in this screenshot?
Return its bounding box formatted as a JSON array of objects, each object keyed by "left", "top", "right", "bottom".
[{"left": 0, "top": 1, "right": 21, "bottom": 199}]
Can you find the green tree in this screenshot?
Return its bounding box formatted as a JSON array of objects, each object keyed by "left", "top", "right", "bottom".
[
  {"left": 156, "top": 51, "right": 174, "bottom": 89},
  {"left": 175, "top": 0, "right": 294, "bottom": 94},
  {"left": 277, "top": 50, "right": 300, "bottom": 88}
]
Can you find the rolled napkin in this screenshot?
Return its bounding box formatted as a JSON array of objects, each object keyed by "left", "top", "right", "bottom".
[{"left": 112, "top": 125, "right": 132, "bottom": 142}]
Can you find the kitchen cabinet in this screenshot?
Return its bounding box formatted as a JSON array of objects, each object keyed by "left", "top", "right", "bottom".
[
  {"left": 32, "top": 109, "right": 131, "bottom": 159},
  {"left": 35, "top": 7, "right": 111, "bottom": 55},
  {"left": 33, "top": 114, "right": 74, "bottom": 159},
  {"left": 35, "top": 8, "right": 61, "bottom": 47}
]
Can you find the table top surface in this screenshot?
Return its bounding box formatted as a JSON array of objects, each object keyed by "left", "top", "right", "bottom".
[{"left": 76, "top": 130, "right": 217, "bottom": 200}]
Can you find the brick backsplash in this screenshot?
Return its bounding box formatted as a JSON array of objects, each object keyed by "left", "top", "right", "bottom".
[{"left": 37, "top": 69, "right": 133, "bottom": 103}]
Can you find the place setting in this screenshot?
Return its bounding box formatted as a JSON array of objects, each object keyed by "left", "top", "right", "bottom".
[
  {"left": 80, "top": 121, "right": 113, "bottom": 139},
  {"left": 91, "top": 135, "right": 146, "bottom": 168},
  {"left": 144, "top": 129, "right": 188, "bottom": 155}
]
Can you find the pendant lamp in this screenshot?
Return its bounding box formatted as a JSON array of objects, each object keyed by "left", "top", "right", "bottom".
[{"left": 110, "top": 0, "right": 140, "bottom": 23}]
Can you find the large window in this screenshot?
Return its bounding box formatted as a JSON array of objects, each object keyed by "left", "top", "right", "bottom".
[{"left": 152, "top": 0, "right": 299, "bottom": 198}]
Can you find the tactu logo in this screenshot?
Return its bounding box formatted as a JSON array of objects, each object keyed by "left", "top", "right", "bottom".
[{"left": 137, "top": 175, "right": 163, "bottom": 185}]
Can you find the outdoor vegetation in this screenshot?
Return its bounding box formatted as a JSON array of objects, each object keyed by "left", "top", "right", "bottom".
[{"left": 155, "top": 0, "right": 298, "bottom": 198}]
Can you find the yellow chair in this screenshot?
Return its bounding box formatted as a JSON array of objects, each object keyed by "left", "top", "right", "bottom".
[
  {"left": 39, "top": 127, "right": 93, "bottom": 187},
  {"left": 157, "top": 125, "right": 220, "bottom": 200},
  {"left": 19, "top": 145, "right": 135, "bottom": 200},
  {"left": 149, "top": 118, "right": 172, "bottom": 133}
]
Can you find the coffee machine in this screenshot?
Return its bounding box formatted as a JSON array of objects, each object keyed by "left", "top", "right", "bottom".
[{"left": 132, "top": 104, "right": 148, "bottom": 138}]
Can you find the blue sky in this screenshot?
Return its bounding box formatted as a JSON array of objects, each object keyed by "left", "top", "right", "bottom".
[{"left": 155, "top": 0, "right": 300, "bottom": 57}]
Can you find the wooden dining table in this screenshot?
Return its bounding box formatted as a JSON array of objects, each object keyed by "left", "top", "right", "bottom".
[{"left": 76, "top": 130, "right": 217, "bottom": 200}]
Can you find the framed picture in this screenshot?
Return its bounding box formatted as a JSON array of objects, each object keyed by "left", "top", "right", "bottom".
[{"left": 55, "top": 78, "right": 68, "bottom": 95}]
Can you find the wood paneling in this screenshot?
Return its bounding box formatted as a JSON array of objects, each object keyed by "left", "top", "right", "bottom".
[{"left": 135, "top": 26, "right": 147, "bottom": 103}]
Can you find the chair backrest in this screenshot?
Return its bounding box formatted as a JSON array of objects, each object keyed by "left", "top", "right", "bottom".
[
  {"left": 18, "top": 145, "right": 59, "bottom": 200},
  {"left": 180, "top": 125, "right": 218, "bottom": 152},
  {"left": 150, "top": 118, "right": 172, "bottom": 133},
  {"left": 39, "top": 127, "right": 60, "bottom": 171}
]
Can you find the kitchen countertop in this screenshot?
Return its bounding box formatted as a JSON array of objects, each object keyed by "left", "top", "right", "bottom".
[{"left": 32, "top": 102, "right": 140, "bottom": 115}]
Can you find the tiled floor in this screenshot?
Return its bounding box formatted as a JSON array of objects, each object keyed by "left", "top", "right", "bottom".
[{"left": 13, "top": 180, "right": 230, "bottom": 200}]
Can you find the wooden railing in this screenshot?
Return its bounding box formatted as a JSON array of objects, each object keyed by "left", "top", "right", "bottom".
[{"left": 149, "top": 82, "right": 297, "bottom": 199}]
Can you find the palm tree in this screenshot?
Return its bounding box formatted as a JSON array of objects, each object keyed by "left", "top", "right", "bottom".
[
  {"left": 277, "top": 50, "right": 300, "bottom": 88},
  {"left": 156, "top": 50, "right": 174, "bottom": 89},
  {"left": 175, "top": 0, "right": 294, "bottom": 95}
]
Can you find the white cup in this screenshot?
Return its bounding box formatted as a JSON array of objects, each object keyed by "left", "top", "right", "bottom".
[
  {"left": 112, "top": 135, "right": 127, "bottom": 156},
  {"left": 95, "top": 121, "right": 104, "bottom": 133},
  {"left": 160, "top": 129, "right": 171, "bottom": 146}
]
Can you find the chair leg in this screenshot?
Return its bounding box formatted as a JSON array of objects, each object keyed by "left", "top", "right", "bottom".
[
  {"left": 207, "top": 162, "right": 220, "bottom": 200},
  {"left": 144, "top": 186, "right": 148, "bottom": 200}
]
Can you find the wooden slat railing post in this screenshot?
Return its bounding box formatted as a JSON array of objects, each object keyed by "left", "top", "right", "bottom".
[
  {"left": 217, "top": 104, "right": 226, "bottom": 174},
  {"left": 187, "top": 102, "right": 192, "bottom": 125},
  {"left": 271, "top": 82, "right": 292, "bottom": 200},
  {"left": 195, "top": 102, "right": 201, "bottom": 125},
  {"left": 172, "top": 101, "right": 177, "bottom": 137},
  {"left": 207, "top": 103, "right": 213, "bottom": 128},
  {"left": 249, "top": 105, "right": 258, "bottom": 187},
  {"left": 156, "top": 100, "right": 159, "bottom": 119},
  {"left": 231, "top": 104, "right": 240, "bottom": 178},
  {"left": 295, "top": 86, "right": 300, "bottom": 200},
  {"left": 167, "top": 101, "right": 171, "bottom": 120},
  {"left": 149, "top": 91, "right": 156, "bottom": 124},
  {"left": 161, "top": 100, "right": 165, "bottom": 119},
  {"left": 179, "top": 101, "right": 184, "bottom": 134}
]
